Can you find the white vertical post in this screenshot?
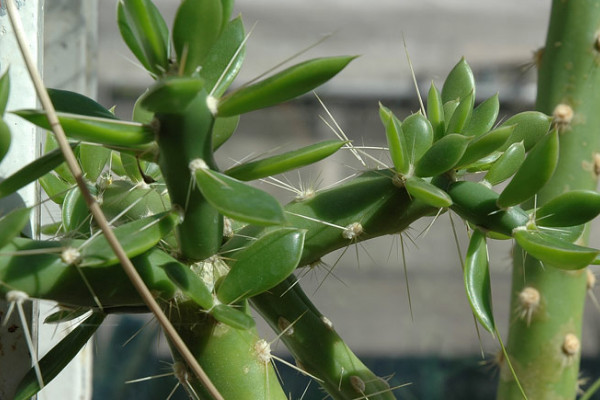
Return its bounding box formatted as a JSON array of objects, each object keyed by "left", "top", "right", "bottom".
[
  {"left": 0, "top": 1, "right": 44, "bottom": 399},
  {"left": 0, "top": 1, "right": 97, "bottom": 398}
]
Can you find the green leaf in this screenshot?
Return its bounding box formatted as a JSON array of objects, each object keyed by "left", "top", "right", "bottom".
[
  {"left": 61, "top": 187, "right": 92, "bottom": 235},
  {"left": 132, "top": 91, "right": 154, "bottom": 124},
  {"left": 0, "top": 118, "right": 11, "bottom": 163},
  {"left": 0, "top": 207, "right": 31, "bottom": 249},
  {"left": 210, "top": 304, "right": 255, "bottom": 330},
  {"left": 445, "top": 90, "right": 474, "bottom": 134},
  {"left": 140, "top": 77, "right": 205, "bottom": 113},
  {"left": 162, "top": 261, "right": 214, "bottom": 309},
  {"left": 514, "top": 228, "right": 599, "bottom": 270},
  {"left": 427, "top": 81, "right": 445, "bottom": 141},
  {"left": 79, "top": 144, "right": 111, "bottom": 182},
  {"left": 414, "top": 134, "right": 470, "bottom": 177},
  {"left": 47, "top": 88, "right": 117, "bottom": 120},
  {"left": 80, "top": 211, "right": 179, "bottom": 267},
  {"left": 497, "top": 129, "right": 559, "bottom": 208},
  {"left": 535, "top": 190, "right": 600, "bottom": 227},
  {"left": 44, "top": 133, "right": 75, "bottom": 184},
  {"left": 15, "top": 110, "right": 154, "bottom": 147},
  {"left": 216, "top": 56, "right": 357, "bottom": 117},
  {"left": 14, "top": 312, "right": 105, "bottom": 400},
  {"left": 402, "top": 112, "right": 433, "bottom": 165},
  {"left": 500, "top": 111, "right": 552, "bottom": 151},
  {"left": 456, "top": 125, "right": 514, "bottom": 168},
  {"left": 441, "top": 58, "right": 475, "bottom": 104},
  {"left": 484, "top": 141, "right": 526, "bottom": 186},
  {"left": 0, "top": 144, "right": 77, "bottom": 199},
  {"left": 404, "top": 176, "right": 452, "bottom": 208},
  {"left": 464, "top": 230, "right": 495, "bottom": 333},
  {"left": 200, "top": 16, "right": 246, "bottom": 97},
  {"left": 39, "top": 172, "right": 70, "bottom": 204},
  {"left": 101, "top": 180, "right": 168, "bottom": 223},
  {"left": 193, "top": 165, "right": 285, "bottom": 225},
  {"left": 117, "top": 0, "right": 169, "bottom": 76},
  {"left": 173, "top": 0, "right": 223, "bottom": 76},
  {"left": 442, "top": 99, "right": 460, "bottom": 126},
  {"left": 462, "top": 93, "right": 499, "bottom": 137},
  {"left": 379, "top": 104, "right": 409, "bottom": 174},
  {"left": 217, "top": 228, "right": 305, "bottom": 304},
  {"left": 0, "top": 69, "right": 10, "bottom": 116},
  {"left": 226, "top": 140, "right": 345, "bottom": 181},
  {"left": 44, "top": 308, "right": 90, "bottom": 324},
  {"left": 212, "top": 115, "right": 240, "bottom": 150}
]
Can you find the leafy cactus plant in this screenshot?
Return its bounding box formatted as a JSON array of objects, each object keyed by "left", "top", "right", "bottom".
[{"left": 1, "top": 0, "right": 599, "bottom": 399}]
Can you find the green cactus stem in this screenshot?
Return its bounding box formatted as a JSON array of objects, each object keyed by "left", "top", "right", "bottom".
[
  {"left": 166, "top": 300, "right": 287, "bottom": 399},
  {"left": 156, "top": 91, "right": 223, "bottom": 261},
  {"left": 252, "top": 276, "right": 396, "bottom": 399},
  {"left": 497, "top": 1, "right": 600, "bottom": 398}
]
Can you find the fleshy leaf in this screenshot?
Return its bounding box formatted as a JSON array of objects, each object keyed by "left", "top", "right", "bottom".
[
  {"left": 193, "top": 165, "right": 285, "bottom": 225},
  {"left": 464, "top": 230, "right": 495, "bottom": 333},
  {"left": 217, "top": 228, "right": 305, "bottom": 304}
]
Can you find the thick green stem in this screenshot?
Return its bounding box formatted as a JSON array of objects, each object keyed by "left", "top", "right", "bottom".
[
  {"left": 167, "top": 300, "right": 287, "bottom": 399},
  {"left": 157, "top": 92, "right": 223, "bottom": 261},
  {"left": 252, "top": 276, "right": 396, "bottom": 399},
  {"left": 498, "top": 2, "right": 600, "bottom": 398}
]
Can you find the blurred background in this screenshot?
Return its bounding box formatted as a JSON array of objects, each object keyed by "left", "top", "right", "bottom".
[{"left": 43, "top": 1, "right": 600, "bottom": 398}]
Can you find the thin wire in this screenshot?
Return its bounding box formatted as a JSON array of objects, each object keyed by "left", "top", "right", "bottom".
[{"left": 5, "top": 2, "right": 223, "bottom": 399}]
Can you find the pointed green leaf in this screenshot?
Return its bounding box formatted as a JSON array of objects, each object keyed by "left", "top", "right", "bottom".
[
  {"left": 210, "top": 304, "right": 255, "bottom": 330},
  {"left": 462, "top": 93, "right": 499, "bottom": 137},
  {"left": 132, "top": 91, "right": 154, "bottom": 124},
  {"left": 162, "top": 261, "right": 214, "bottom": 309},
  {"left": 140, "top": 77, "right": 205, "bottom": 113},
  {"left": 216, "top": 56, "right": 357, "bottom": 117},
  {"left": 484, "top": 141, "right": 526, "bottom": 186},
  {"left": 404, "top": 176, "right": 452, "bottom": 208},
  {"left": 79, "top": 144, "right": 111, "bottom": 182},
  {"left": 47, "top": 88, "right": 116, "bottom": 120},
  {"left": 442, "top": 99, "right": 460, "bottom": 126},
  {"left": 212, "top": 115, "right": 240, "bottom": 150},
  {"left": 15, "top": 110, "right": 154, "bottom": 147},
  {"left": 217, "top": 228, "right": 305, "bottom": 304},
  {"left": 414, "top": 134, "right": 470, "bottom": 177},
  {"left": 193, "top": 166, "right": 285, "bottom": 225},
  {"left": 80, "top": 211, "right": 179, "bottom": 267},
  {"left": 44, "top": 308, "right": 90, "bottom": 324},
  {"left": 427, "top": 81, "right": 445, "bottom": 141},
  {"left": 200, "top": 16, "right": 246, "bottom": 97},
  {"left": 445, "top": 90, "right": 474, "bottom": 134},
  {"left": 44, "top": 133, "right": 75, "bottom": 184},
  {"left": 39, "top": 172, "right": 70, "bottom": 204},
  {"left": 402, "top": 112, "right": 433, "bottom": 165},
  {"left": 514, "top": 228, "right": 599, "bottom": 270},
  {"left": 498, "top": 130, "right": 559, "bottom": 208},
  {"left": 173, "top": 0, "right": 223, "bottom": 76},
  {"left": 14, "top": 312, "right": 105, "bottom": 400},
  {"left": 226, "top": 140, "right": 345, "bottom": 181},
  {"left": 464, "top": 230, "right": 495, "bottom": 333},
  {"left": 118, "top": 0, "right": 169, "bottom": 76},
  {"left": 0, "top": 207, "right": 31, "bottom": 249},
  {"left": 379, "top": 103, "right": 409, "bottom": 174},
  {"left": 101, "top": 180, "right": 168, "bottom": 222},
  {"left": 535, "top": 190, "right": 600, "bottom": 227},
  {"left": 457, "top": 125, "right": 514, "bottom": 168},
  {"left": 0, "top": 70, "right": 10, "bottom": 116},
  {"left": 0, "top": 144, "right": 78, "bottom": 199},
  {"left": 0, "top": 118, "right": 11, "bottom": 163},
  {"left": 62, "top": 187, "right": 92, "bottom": 235},
  {"left": 442, "top": 58, "right": 475, "bottom": 103},
  {"left": 500, "top": 111, "right": 552, "bottom": 151}
]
